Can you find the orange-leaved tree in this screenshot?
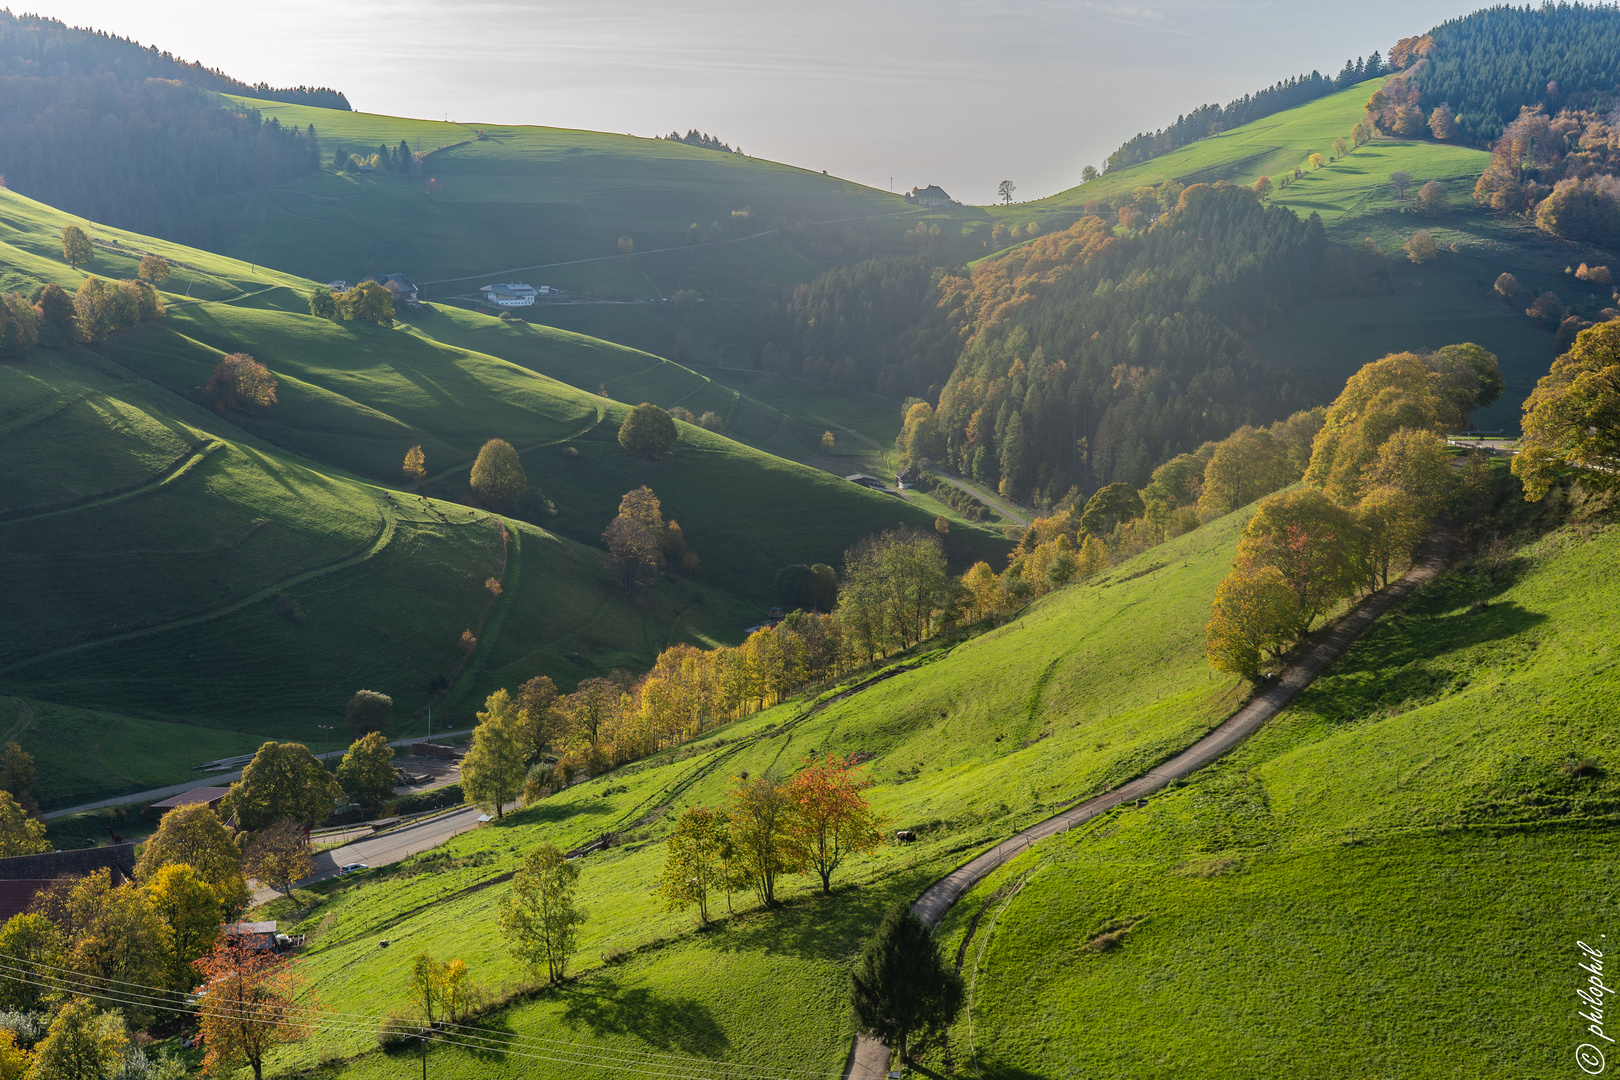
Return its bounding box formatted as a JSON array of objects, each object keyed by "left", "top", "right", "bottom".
[
  {"left": 195, "top": 936, "right": 317, "bottom": 1080},
  {"left": 786, "top": 753, "right": 884, "bottom": 894}
]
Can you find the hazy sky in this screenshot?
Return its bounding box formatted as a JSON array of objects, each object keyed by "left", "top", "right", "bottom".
[{"left": 39, "top": 0, "right": 1484, "bottom": 203}]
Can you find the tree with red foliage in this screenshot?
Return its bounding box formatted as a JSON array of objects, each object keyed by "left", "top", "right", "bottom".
[
  {"left": 786, "top": 753, "right": 885, "bottom": 894},
  {"left": 194, "top": 936, "right": 318, "bottom": 1080}
]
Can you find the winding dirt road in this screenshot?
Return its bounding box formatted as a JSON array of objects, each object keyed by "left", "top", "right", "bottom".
[{"left": 844, "top": 530, "right": 1454, "bottom": 1078}]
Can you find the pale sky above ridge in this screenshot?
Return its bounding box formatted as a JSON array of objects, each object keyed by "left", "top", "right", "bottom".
[{"left": 36, "top": 0, "right": 1484, "bottom": 203}]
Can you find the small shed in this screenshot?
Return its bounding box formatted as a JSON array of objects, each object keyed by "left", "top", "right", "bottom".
[{"left": 222, "top": 920, "right": 278, "bottom": 951}]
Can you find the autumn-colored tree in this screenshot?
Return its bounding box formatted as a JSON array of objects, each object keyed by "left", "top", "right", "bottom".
[
  {"left": 243, "top": 820, "right": 312, "bottom": 899},
  {"left": 1494, "top": 272, "right": 1522, "bottom": 301},
  {"left": 1526, "top": 290, "right": 1565, "bottom": 328},
  {"left": 1308, "top": 153, "right": 1326, "bottom": 169},
  {"left": 1077, "top": 482, "right": 1145, "bottom": 537},
  {"left": 141, "top": 863, "right": 222, "bottom": 988},
  {"left": 32, "top": 282, "right": 76, "bottom": 348},
  {"left": 60, "top": 225, "right": 92, "bottom": 268},
  {"left": 1236, "top": 489, "right": 1366, "bottom": 626},
  {"left": 0, "top": 912, "right": 63, "bottom": 1011},
  {"left": 1253, "top": 175, "right": 1272, "bottom": 198},
  {"left": 1305, "top": 352, "right": 1439, "bottom": 504},
  {"left": 515, "top": 675, "right": 563, "bottom": 760},
  {"left": 0, "top": 1027, "right": 28, "bottom": 1080},
  {"left": 459, "top": 629, "right": 478, "bottom": 657},
  {"left": 406, "top": 953, "right": 447, "bottom": 1023},
  {"left": 1426, "top": 343, "right": 1505, "bottom": 431},
  {"left": 1416, "top": 181, "right": 1450, "bottom": 217},
  {"left": 603, "top": 509, "right": 663, "bottom": 594},
  {"left": 137, "top": 255, "right": 171, "bottom": 284},
  {"left": 498, "top": 843, "right": 584, "bottom": 983},
  {"left": 33, "top": 1000, "right": 126, "bottom": 1080},
  {"left": 31, "top": 869, "right": 169, "bottom": 1026},
  {"left": 1514, "top": 320, "right": 1620, "bottom": 500},
  {"left": 1404, "top": 230, "right": 1439, "bottom": 263},
  {"left": 1205, "top": 565, "right": 1303, "bottom": 676},
  {"left": 617, "top": 235, "right": 634, "bottom": 254},
  {"left": 194, "top": 935, "right": 317, "bottom": 1080},
  {"left": 898, "top": 402, "right": 942, "bottom": 466},
  {"left": 344, "top": 689, "right": 392, "bottom": 737},
  {"left": 336, "top": 731, "right": 396, "bottom": 809},
  {"left": 403, "top": 445, "right": 426, "bottom": 482},
  {"left": 1364, "top": 428, "right": 1454, "bottom": 512},
  {"left": 1333, "top": 137, "right": 1350, "bottom": 158},
  {"left": 461, "top": 689, "right": 527, "bottom": 818},
  {"left": 135, "top": 804, "right": 247, "bottom": 917},
  {"left": 1197, "top": 427, "right": 1291, "bottom": 518},
  {"left": 617, "top": 402, "right": 679, "bottom": 458},
  {"left": 655, "top": 806, "right": 731, "bottom": 923},
  {"left": 786, "top": 754, "right": 884, "bottom": 894},
  {"left": 1357, "top": 486, "right": 1427, "bottom": 588},
  {"left": 726, "top": 775, "right": 801, "bottom": 908},
  {"left": 961, "top": 561, "right": 1004, "bottom": 620},
  {"left": 205, "top": 353, "right": 278, "bottom": 415},
  {"left": 469, "top": 438, "right": 527, "bottom": 503},
  {"left": 0, "top": 791, "right": 47, "bottom": 857},
  {"left": 335, "top": 280, "right": 395, "bottom": 325},
  {"left": 221, "top": 741, "right": 342, "bottom": 829},
  {"left": 1389, "top": 170, "right": 1414, "bottom": 200}
]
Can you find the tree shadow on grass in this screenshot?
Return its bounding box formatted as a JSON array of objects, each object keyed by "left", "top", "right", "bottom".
[
  {"left": 559, "top": 978, "right": 730, "bottom": 1056},
  {"left": 706, "top": 869, "right": 935, "bottom": 964},
  {"left": 501, "top": 797, "right": 614, "bottom": 827}
]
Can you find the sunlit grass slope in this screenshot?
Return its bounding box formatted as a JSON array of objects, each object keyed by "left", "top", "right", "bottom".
[
  {"left": 245, "top": 512, "right": 1253, "bottom": 1080},
  {"left": 0, "top": 346, "right": 752, "bottom": 805},
  {"left": 943, "top": 518, "right": 1620, "bottom": 1079},
  {"left": 205, "top": 96, "right": 905, "bottom": 297}
]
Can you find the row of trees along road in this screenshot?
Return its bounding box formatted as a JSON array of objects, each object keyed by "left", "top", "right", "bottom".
[
  {"left": 1204, "top": 344, "right": 1506, "bottom": 675},
  {"left": 0, "top": 719, "right": 440, "bottom": 1080}
]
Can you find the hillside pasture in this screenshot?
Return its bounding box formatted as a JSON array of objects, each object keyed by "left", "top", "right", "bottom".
[{"left": 942, "top": 514, "right": 1620, "bottom": 1078}]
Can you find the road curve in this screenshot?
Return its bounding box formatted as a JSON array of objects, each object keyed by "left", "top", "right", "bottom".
[{"left": 844, "top": 530, "right": 1453, "bottom": 1079}]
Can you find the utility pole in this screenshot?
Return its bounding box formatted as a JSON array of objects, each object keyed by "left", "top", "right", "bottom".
[
  {"left": 427, "top": 706, "right": 432, "bottom": 741},
  {"left": 316, "top": 724, "right": 334, "bottom": 765}
]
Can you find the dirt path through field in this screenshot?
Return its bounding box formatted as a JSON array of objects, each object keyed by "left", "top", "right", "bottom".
[{"left": 843, "top": 528, "right": 1454, "bottom": 1079}]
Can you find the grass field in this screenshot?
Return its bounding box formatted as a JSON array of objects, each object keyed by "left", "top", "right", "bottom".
[
  {"left": 939, "top": 513, "right": 1620, "bottom": 1078},
  {"left": 224, "top": 505, "right": 1254, "bottom": 1079},
  {"left": 208, "top": 95, "right": 911, "bottom": 296},
  {"left": 0, "top": 186, "right": 1007, "bottom": 807}
]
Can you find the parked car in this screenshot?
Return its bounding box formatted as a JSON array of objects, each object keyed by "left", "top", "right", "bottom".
[{"left": 339, "top": 863, "right": 368, "bottom": 875}]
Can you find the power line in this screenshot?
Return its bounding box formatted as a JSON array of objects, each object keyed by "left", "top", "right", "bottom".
[{"left": 0, "top": 958, "right": 839, "bottom": 1080}]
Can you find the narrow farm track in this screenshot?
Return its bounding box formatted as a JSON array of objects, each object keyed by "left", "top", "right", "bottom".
[
  {"left": 843, "top": 528, "right": 1455, "bottom": 1080},
  {"left": 928, "top": 471, "right": 1031, "bottom": 527},
  {"left": 0, "top": 391, "right": 89, "bottom": 435},
  {"left": 0, "top": 440, "right": 222, "bottom": 526},
  {"left": 0, "top": 502, "right": 397, "bottom": 675}
]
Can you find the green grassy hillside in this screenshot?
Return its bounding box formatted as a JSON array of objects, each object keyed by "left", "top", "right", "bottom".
[
  {"left": 208, "top": 96, "right": 908, "bottom": 299},
  {"left": 0, "top": 345, "right": 752, "bottom": 808},
  {"left": 0, "top": 187, "right": 1004, "bottom": 807},
  {"left": 1008, "top": 77, "right": 1618, "bottom": 433},
  {"left": 943, "top": 511, "right": 1620, "bottom": 1078},
  {"left": 238, "top": 508, "right": 1254, "bottom": 1079}
]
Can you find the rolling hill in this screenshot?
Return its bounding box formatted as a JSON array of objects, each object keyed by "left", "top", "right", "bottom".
[
  {"left": 234, "top": 466, "right": 1618, "bottom": 1080},
  {"left": 0, "top": 187, "right": 1006, "bottom": 809}
]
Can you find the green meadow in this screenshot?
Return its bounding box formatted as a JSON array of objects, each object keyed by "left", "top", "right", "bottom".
[
  {"left": 0, "top": 187, "right": 1004, "bottom": 807},
  {"left": 236, "top": 507, "right": 1254, "bottom": 1079},
  {"left": 209, "top": 96, "right": 909, "bottom": 295},
  {"left": 941, "top": 514, "right": 1620, "bottom": 1079}
]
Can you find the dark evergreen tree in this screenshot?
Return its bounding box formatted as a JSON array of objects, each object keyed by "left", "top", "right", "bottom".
[{"left": 849, "top": 901, "right": 963, "bottom": 1063}]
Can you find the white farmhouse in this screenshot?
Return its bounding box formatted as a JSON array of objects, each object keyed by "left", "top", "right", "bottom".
[{"left": 480, "top": 283, "right": 541, "bottom": 307}]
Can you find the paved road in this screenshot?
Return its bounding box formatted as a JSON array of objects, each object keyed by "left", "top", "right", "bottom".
[
  {"left": 43, "top": 729, "right": 474, "bottom": 820},
  {"left": 929, "top": 471, "right": 1032, "bottom": 527},
  {"left": 843, "top": 531, "right": 1454, "bottom": 1079},
  {"left": 250, "top": 801, "right": 513, "bottom": 905}
]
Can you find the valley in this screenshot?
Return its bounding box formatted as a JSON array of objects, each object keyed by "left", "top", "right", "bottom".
[{"left": 1, "top": 6, "right": 1618, "bottom": 1080}]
